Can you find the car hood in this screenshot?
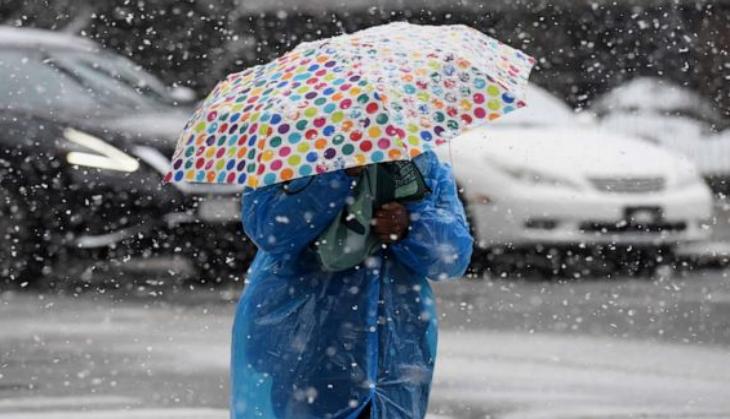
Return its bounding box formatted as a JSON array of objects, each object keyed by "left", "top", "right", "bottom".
[
  {"left": 446, "top": 125, "right": 696, "bottom": 179},
  {"left": 101, "top": 109, "right": 190, "bottom": 148}
]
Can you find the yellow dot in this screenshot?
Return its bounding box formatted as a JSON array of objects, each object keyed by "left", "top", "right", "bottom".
[
  {"left": 297, "top": 142, "right": 310, "bottom": 153},
  {"left": 368, "top": 126, "right": 382, "bottom": 138},
  {"left": 487, "top": 85, "right": 501, "bottom": 97},
  {"left": 247, "top": 176, "right": 259, "bottom": 188},
  {"left": 288, "top": 155, "right": 302, "bottom": 166},
  {"left": 261, "top": 150, "right": 274, "bottom": 162},
  {"left": 407, "top": 123, "right": 419, "bottom": 133},
  {"left": 304, "top": 107, "right": 318, "bottom": 118},
  {"left": 354, "top": 154, "right": 367, "bottom": 165},
  {"left": 331, "top": 111, "right": 344, "bottom": 123},
  {"left": 205, "top": 147, "right": 217, "bottom": 159},
  {"left": 194, "top": 122, "right": 206, "bottom": 133}
]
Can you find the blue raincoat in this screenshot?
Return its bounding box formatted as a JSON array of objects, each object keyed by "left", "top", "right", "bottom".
[{"left": 231, "top": 152, "right": 473, "bottom": 419}]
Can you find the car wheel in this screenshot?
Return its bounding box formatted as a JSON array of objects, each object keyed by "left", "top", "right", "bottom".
[{"left": 0, "top": 184, "right": 39, "bottom": 285}]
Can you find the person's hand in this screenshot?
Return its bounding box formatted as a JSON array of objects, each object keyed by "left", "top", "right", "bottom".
[{"left": 373, "top": 202, "right": 409, "bottom": 244}]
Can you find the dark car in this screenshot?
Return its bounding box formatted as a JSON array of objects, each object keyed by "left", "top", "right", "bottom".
[{"left": 0, "top": 26, "right": 252, "bottom": 286}]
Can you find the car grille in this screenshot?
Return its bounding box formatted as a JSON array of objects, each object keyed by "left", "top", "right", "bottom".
[{"left": 589, "top": 177, "right": 665, "bottom": 193}]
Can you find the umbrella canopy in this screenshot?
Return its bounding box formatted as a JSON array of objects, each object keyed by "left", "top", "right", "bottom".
[{"left": 165, "top": 22, "right": 535, "bottom": 187}]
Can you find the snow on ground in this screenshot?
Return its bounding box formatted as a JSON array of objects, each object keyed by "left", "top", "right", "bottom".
[{"left": 2, "top": 273, "right": 730, "bottom": 418}]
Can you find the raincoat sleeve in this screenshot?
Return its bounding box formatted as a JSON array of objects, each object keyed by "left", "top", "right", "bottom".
[
  {"left": 390, "top": 153, "right": 473, "bottom": 280},
  {"left": 241, "top": 171, "right": 351, "bottom": 257}
]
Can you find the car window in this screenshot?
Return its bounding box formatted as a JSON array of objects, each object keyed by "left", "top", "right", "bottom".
[
  {"left": 49, "top": 51, "right": 176, "bottom": 109},
  {"left": 0, "top": 49, "right": 99, "bottom": 112}
]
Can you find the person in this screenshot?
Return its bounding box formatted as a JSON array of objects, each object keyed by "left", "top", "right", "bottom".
[{"left": 230, "top": 151, "right": 473, "bottom": 419}]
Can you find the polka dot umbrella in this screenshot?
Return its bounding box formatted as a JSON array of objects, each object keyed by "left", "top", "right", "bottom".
[{"left": 164, "top": 22, "right": 536, "bottom": 188}]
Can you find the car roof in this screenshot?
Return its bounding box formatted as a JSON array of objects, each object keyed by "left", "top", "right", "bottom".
[{"left": 0, "top": 25, "right": 98, "bottom": 52}]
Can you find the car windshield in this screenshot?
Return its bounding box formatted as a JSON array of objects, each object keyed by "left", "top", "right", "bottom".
[{"left": 0, "top": 48, "right": 175, "bottom": 114}]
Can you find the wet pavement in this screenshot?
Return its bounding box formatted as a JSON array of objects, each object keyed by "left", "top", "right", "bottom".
[{"left": 1, "top": 267, "right": 730, "bottom": 419}]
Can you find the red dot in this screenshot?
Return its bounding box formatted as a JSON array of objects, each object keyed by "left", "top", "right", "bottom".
[
  {"left": 313, "top": 117, "right": 326, "bottom": 128},
  {"left": 227, "top": 172, "right": 236, "bottom": 183},
  {"left": 350, "top": 131, "right": 363, "bottom": 141},
  {"left": 461, "top": 114, "right": 473, "bottom": 124},
  {"left": 366, "top": 103, "right": 378, "bottom": 114},
  {"left": 219, "top": 123, "right": 228, "bottom": 133},
  {"left": 305, "top": 129, "right": 318, "bottom": 140},
  {"left": 216, "top": 148, "right": 226, "bottom": 158},
  {"left": 340, "top": 99, "right": 352, "bottom": 109},
  {"left": 360, "top": 141, "right": 373, "bottom": 152},
  {"left": 474, "top": 107, "right": 486, "bottom": 119},
  {"left": 257, "top": 165, "right": 265, "bottom": 175},
  {"left": 473, "top": 93, "right": 485, "bottom": 104},
  {"left": 195, "top": 158, "right": 205, "bottom": 169}
]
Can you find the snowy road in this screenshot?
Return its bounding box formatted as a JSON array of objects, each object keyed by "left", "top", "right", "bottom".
[{"left": 1, "top": 270, "right": 730, "bottom": 419}]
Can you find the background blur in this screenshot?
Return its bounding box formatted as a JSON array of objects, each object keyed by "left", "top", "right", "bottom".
[{"left": 1, "top": 0, "right": 729, "bottom": 418}]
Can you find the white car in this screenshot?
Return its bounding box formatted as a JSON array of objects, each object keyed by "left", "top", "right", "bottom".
[
  {"left": 437, "top": 86, "right": 714, "bottom": 274},
  {"left": 592, "top": 77, "right": 730, "bottom": 194}
]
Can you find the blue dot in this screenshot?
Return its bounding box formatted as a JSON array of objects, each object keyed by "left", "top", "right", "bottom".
[
  {"left": 371, "top": 151, "right": 384, "bottom": 162},
  {"left": 230, "top": 113, "right": 241, "bottom": 123},
  {"left": 195, "top": 171, "right": 205, "bottom": 182},
  {"left": 299, "top": 165, "right": 312, "bottom": 176},
  {"left": 174, "top": 171, "right": 183, "bottom": 182},
  {"left": 420, "top": 131, "right": 433, "bottom": 141},
  {"left": 288, "top": 132, "right": 302, "bottom": 144},
  {"left": 263, "top": 173, "right": 277, "bottom": 185},
  {"left": 228, "top": 135, "right": 238, "bottom": 146},
  {"left": 270, "top": 114, "right": 282, "bottom": 124},
  {"left": 323, "top": 87, "right": 335, "bottom": 96},
  {"left": 502, "top": 93, "right": 515, "bottom": 103},
  {"left": 306, "top": 151, "right": 318, "bottom": 162},
  {"left": 290, "top": 94, "right": 302, "bottom": 101},
  {"left": 503, "top": 105, "right": 515, "bottom": 113},
  {"left": 207, "top": 122, "right": 218, "bottom": 134},
  {"left": 226, "top": 159, "right": 236, "bottom": 170},
  {"left": 248, "top": 135, "right": 257, "bottom": 146},
  {"left": 307, "top": 64, "right": 320, "bottom": 71},
  {"left": 237, "top": 173, "right": 247, "bottom": 184},
  {"left": 217, "top": 172, "right": 228, "bottom": 183},
  {"left": 323, "top": 125, "right": 335, "bottom": 136},
  {"left": 323, "top": 103, "right": 336, "bottom": 113}
]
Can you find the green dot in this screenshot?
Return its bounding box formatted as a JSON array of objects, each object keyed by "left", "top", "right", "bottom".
[
  {"left": 433, "top": 111, "right": 445, "bottom": 123},
  {"left": 194, "top": 122, "right": 206, "bottom": 133},
  {"left": 304, "top": 107, "right": 318, "bottom": 118},
  {"left": 296, "top": 120, "right": 308, "bottom": 130},
  {"left": 447, "top": 120, "right": 459, "bottom": 130},
  {"left": 247, "top": 163, "right": 256, "bottom": 173},
  {"left": 217, "top": 135, "right": 227, "bottom": 146},
  {"left": 332, "top": 134, "right": 345, "bottom": 145},
  {"left": 342, "top": 144, "right": 355, "bottom": 155},
  {"left": 288, "top": 155, "right": 302, "bottom": 165},
  {"left": 185, "top": 146, "right": 195, "bottom": 157},
  {"left": 487, "top": 85, "right": 501, "bottom": 97},
  {"left": 270, "top": 136, "right": 282, "bottom": 147},
  {"left": 375, "top": 113, "right": 389, "bottom": 124},
  {"left": 215, "top": 160, "right": 226, "bottom": 170},
  {"left": 487, "top": 99, "right": 501, "bottom": 111},
  {"left": 331, "top": 111, "right": 344, "bottom": 123},
  {"left": 357, "top": 94, "right": 369, "bottom": 104},
  {"left": 314, "top": 97, "right": 327, "bottom": 106},
  {"left": 247, "top": 149, "right": 256, "bottom": 159}
]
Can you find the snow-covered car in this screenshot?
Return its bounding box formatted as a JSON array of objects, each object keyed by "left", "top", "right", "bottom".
[
  {"left": 592, "top": 77, "right": 730, "bottom": 195},
  {"left": 0, "top": 26, "right": 252, "bottom": 285},
  {"left": 437, "top": 86, "right": 714, "bottom": 276}
]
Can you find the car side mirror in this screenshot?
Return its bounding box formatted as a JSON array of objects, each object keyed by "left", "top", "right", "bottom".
[{"left": 168, "top": 86, "right": 197, "bottom": 105}]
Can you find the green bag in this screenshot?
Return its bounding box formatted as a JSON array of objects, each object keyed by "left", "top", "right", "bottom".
[{"left": 316, "top": 160, "right": 428, "bottom": 272}]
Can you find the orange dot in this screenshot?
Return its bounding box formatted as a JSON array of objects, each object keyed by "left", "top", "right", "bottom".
[
  {"left": 282, "top": 72, "right": 293, "bottom": 80},
  {"left": 488, "top": 113, "right": 501, "bottom": 120},
  {"left": 388, "top": 149, "right": 403, "bottom": 160},
  {"left": 316, "top": 55, "right": 329, "bottom": 63},
  {"left": 206, "top": 171, "right": 216, "bottom": 182},
  {"left": 342, "top": 121, "right": 354, "bottom": 132},
  {"left": 257, "top": 139, "right": 266, "bottom": 150},
  {"left": 237, "top": 147, "right": 247, "bottom": 158},
  {"left": 195, "top": 134, "right": 206, "bottom": 146},
  {"left": 331, "top": 92, "right": 344, "bottom": 101},
  {"left": 281, "top": 168, "right": 294, "bottom": 181},
  {"left": 314, "top": 138, "right": 327, "bottom": 149},
  {"left": 409, "top": 148, "right": 422, "bottom": 158}
]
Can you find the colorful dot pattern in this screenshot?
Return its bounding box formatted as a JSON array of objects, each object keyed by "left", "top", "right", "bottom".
[{"left": 165, "top": 22, "right": 535, "bottom": 188}]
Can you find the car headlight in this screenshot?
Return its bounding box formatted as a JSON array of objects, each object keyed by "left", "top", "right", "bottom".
[
  {"left": 63, "top": 128, "right": 139, "bottom": 172},
  {"left": 497, "top": 164, "right": 580, "bottom": 189}
]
